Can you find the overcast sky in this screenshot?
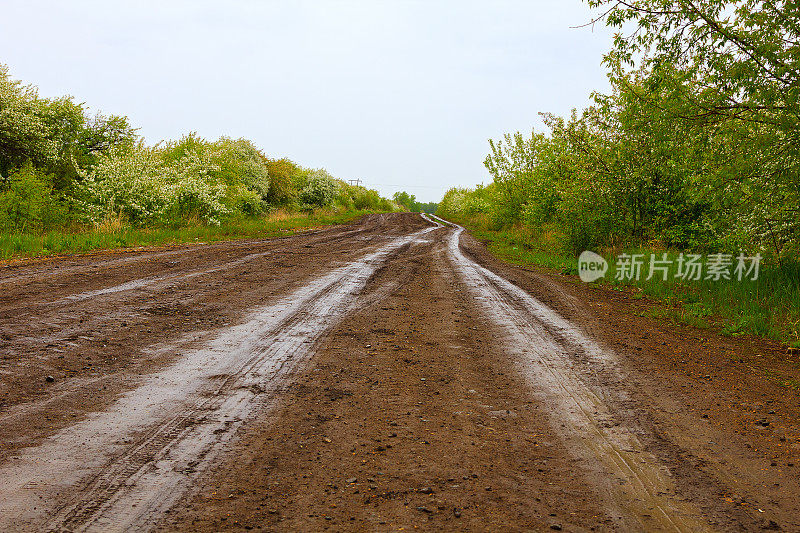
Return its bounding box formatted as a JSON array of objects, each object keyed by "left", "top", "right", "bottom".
[{"left": 1, "top": 1, "right": 614, "bottom": 203}]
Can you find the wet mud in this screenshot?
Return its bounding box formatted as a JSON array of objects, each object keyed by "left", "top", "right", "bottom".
[{"left": 0, "top": 213, "right": 798, "bottom": 531}]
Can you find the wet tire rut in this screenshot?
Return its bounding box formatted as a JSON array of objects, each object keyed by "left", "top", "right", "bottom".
[{"left": 0, "top": 221, "right": 434, "bottom": 531}]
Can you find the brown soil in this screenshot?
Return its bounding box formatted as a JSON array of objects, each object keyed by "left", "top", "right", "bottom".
[
  {"left": 458, "top": 230, "right": 800, "bottom": 530},
  {"left": 157, "top": 224, "right": 611, "bottom": 532},
  {"left": 1, "top": 213, "right": 798, "bottom": 531},
  {"left": 0, "top": 214, "right": 428, "bottom": 460}
]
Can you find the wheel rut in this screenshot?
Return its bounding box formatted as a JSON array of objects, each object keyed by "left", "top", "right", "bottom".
[
  {"left": 0, "top": 226, "right": 435, "bottom": 532},
  {"left": 432, "top": 214, "right": 713, "bottom": 532}
]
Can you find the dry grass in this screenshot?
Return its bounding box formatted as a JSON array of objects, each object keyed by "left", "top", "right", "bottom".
[{"left": 94, "top": 211, "right": 126, "bottom": 234}]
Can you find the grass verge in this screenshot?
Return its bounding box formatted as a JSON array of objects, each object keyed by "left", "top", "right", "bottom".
[{"left": 0, "top": 209, "right": 372, "bottom": 262}]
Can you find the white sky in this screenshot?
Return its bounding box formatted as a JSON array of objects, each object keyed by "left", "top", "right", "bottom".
[{"left": 0, "top": 0, "right": 614, "bottom": 203}]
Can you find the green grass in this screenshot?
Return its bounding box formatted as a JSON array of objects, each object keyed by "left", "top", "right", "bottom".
[
  {"left": 0, "top": 209, "right": 373, "bottom": 261},
  {"left": 445, "top": 213, "right": 800, "bottom": 346},
  {"left": 467, "top": 224, "right": 576, "bottom": 272},
  {"left": 603, "top": 250, "right": 800, "bottom": 344}
]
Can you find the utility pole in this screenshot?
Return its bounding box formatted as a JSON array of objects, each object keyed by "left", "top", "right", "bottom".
[{"left": 347, "top": 178, "right": 363, "bottom": 187}]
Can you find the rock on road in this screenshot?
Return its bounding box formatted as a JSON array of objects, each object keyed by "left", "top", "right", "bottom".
[{"left": 0, "top": 213, "right": 798, "bottom": 532}]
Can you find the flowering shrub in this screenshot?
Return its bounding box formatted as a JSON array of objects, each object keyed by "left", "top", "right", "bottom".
[
  {"left": 79, "top": 144, "right": 229, "bottom": 226},
  {"left": 300, "top": 169, "right": 339, "bottom": 208},
  {"left": 1, "top": 64, "right": 136, "bottom": 186},
  {"left": 1, "top": 65, "right": 399, "bottom": 232},
  {"left": 1, "top": 65, "right": 70, "bottom": 174},
  {"left": 208, "top": 137, "right": 270, "bottom": 203}
]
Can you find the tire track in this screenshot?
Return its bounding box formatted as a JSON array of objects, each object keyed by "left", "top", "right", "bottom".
[
  {"left": 0, "top": 219, "right": 391, "bottom": 310},
  {"left": 0, "top": 220, "right": 368, "bottom": 289},
  {"left": 433, "top": 215, "right": 712, "bottom": 532},
  {"left": 54, "top": 221, "right": 388, "bottom": 304},
  {"left": 0, "top": 225, "right": 435, "bottom": 532}
]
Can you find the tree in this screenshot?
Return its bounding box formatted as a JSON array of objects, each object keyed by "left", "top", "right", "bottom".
[
  {"left": 0, "top": 63, "right": 136, "bottom": 188},
  {"left": 392, "top": 191, "right": 418, "bottom": 211},
  {"left": 587, "top": 1, "right": 800, "bottom": 125},
  {"left": 483, "top": 131, "right": 553, "bottom": 223},
  {"left": 587, "top": 0, "right": 800, "bottom": 254}
]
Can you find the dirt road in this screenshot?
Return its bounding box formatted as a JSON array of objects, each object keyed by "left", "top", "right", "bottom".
[{"left": 0, "top": 213, "right": 798, "bottom": 531}]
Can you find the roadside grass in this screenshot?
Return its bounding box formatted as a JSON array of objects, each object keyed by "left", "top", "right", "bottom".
[
  {"left": 603, "top": 250, "right": 800, "bottom": 346},
  {"left": 635, "top": 306, "right": 711, "bottom": 330},
  {"left": 465, "top": 219, "right": 576, "bottom": 272},
  {"left": 0, "top": 208, "right": 372, "bottom": 261},
  {"left": 445, "top": 214, "right": 800, "bottom": 347}
]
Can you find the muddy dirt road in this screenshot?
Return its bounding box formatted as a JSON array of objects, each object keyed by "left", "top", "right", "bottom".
[{"left": 1, "top": 213, "right": 798, "bottom": 531}]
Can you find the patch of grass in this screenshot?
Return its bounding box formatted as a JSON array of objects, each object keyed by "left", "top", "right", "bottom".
[
  {"left": 636, "top": 305, "right": 711, "bottom": 329},
  {"left": 604, "top": 251, "right": 800, "bottom": 344},
  {"left": 0, "top": 208, "right": 375, "bottom": 261},
  {"left": 465, "top": 223, "right": 576, "bottom": 273}
]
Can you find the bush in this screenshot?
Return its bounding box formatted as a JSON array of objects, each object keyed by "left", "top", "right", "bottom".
[
  {"left": 161, "top": 134, "right": 270, "bottom": 215},
  {"left": 353, "top": 188, "right": 381, "bottom": 210},
  {"left": 0, "top": 64, "right": 136, "bottom": 188},
  {"left": 79, "top": 144, "right": 229, "bottom": 226},
  {"left": 209, "top": 137, "right": 270, "bottom": 204},
  {"left": 437, "top": 186, "right": 492, "bottom": 220},
  {"left": 0, "top": 65, "right": 401, "bottom": 237},
  {"left": 263, "top": 158, "right": 301, "bottom": 205},
  {"left": 226, "top": 184, "right": 263, "bottom": 217},
  {"left": 0, "top": 165, "right": 67, "bottom": 231},
  {"left": 300, "top": 169, "right": 339, "bottom": 208}
]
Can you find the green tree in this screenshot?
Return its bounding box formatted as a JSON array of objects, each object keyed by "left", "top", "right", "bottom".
[
  {"left": 0, "top": 164, "right": 66, "bottom": 231},
  {"left": 392, "top": 191, "right": 418, "bottom": 211},
  {"left": 0, "top": 64, "right": 136, "bottom": 188},
  {"left": 587, "top": 0, "right": 800, "bottom": 254},
  {"left": 588, "top": 0, "right": 800, "bottom": 126},
  {"left": 263, "top": 157, "right": 302, "bottom": 205}
]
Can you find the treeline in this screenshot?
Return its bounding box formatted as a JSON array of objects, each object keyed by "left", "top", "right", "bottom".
[
  {"left": 392, "top": 191, "right": 437, "bottom": 214},
  {"left": 439, "top": 1, "right": 800, "bottom": 260},
  {"left": 0, "top": 64, "right": 398, "bottom": 233}
]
